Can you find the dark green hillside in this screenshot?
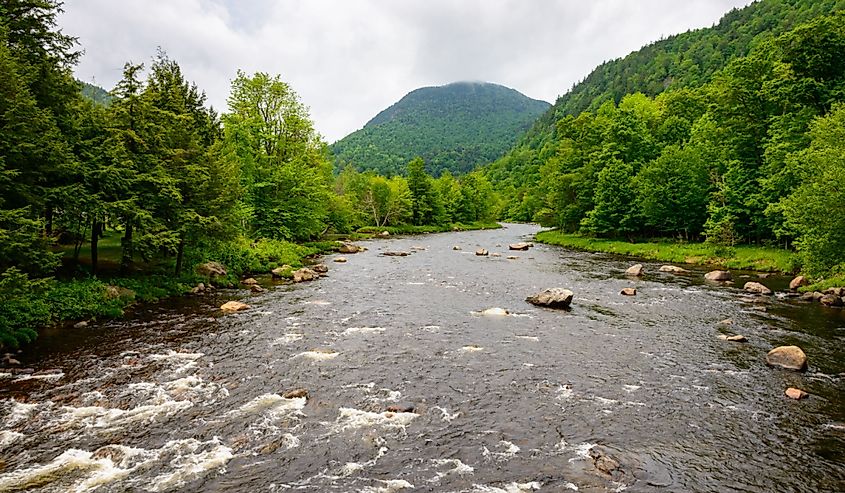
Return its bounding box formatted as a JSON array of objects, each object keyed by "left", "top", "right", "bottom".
[
  {"left": 331, "top": 82, "right": 549, "bottom": 176},
  {"left": 79, "top": 80, "right": 112, "bottom": 105}
]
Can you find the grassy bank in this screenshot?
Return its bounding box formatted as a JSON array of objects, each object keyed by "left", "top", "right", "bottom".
[
  {"left": 535, "top": 230, "right": 798, "bottom": 273},
  {"left": 357, "top": 221, "right": 501, "bottom": 236}
]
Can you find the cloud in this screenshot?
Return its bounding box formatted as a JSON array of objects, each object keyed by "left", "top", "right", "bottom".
[{"left": 60, "top": 0, "right": 751, "bottom": 142}]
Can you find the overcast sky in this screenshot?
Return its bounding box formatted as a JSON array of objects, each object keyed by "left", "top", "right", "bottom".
[{"left": 60, "top": 0, "right": 752, "bottom": 142}]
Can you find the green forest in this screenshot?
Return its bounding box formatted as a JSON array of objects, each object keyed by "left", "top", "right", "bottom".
[
  {"left": 488, "top": 2, "right": 845, "bottom": 281},
  {"left": 0, "top": 1, "right": 497, "bottom": 348},
  {"left": 2, "top": 0, "right": 845, "bottom": 349},
  {"left": 331, "top": 82, "right": 550, "bottom": 176}
]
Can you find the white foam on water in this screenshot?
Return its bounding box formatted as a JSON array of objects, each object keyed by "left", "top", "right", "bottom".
[
  {"left": 3, "top": 400, "right": 45, "bottom": 427},
  {"left": 272, "top": 333, "right": 304, "bottom": 345},
  {"left": 432, "top": 458, "right": 474, "bottom": 478},
  {"left": 0, "top": 372, "right": 13, "bottom": 379},
  {"left": 0, "top": 430, "right": 24, "bottom": 449},
  {"left": 422, "top": 325, "right": 441, "bottom": 331},
  {"left": 148, "top": 350, "right": 204, "bottom": 362},
  {"left": 0, "top": 448, "right": 100, "bottom": 491},
  {"left": 293, "top": 350, "right": 339, "bottom": 361},
  {"left": 515, "top": 335, "right": 540, "bottom": 342},
  {"left": 339, "top": 446, "right": 388, "bottom": 477},
  {"left": 567, "top": 442, "right": 597, "bottom": 463},
  {"left": 73, "top": 444, "right": 159, "bottom": 492},
  {"left": 232, "top": 394, "right": 306, "bottom": 417},
  {"left": 305, "top": 300, "right": 331, "bottom": 305},
  {"left": 163, "top": 375, "right": 229, "bottom": 403},
  {"left": 460, "top": 345, "right": 484, "bottom": 353},
  {"left": 335, "top": 407, "right": 418, "bottom": 432},
  {"left": 482, "top": 440, "right": 520, "bottom": 461},
  {"left": 359, "top": 479, "right": 415, "bottom": 493},
  {"left": 509, "top": 313, "right": 534, "bottom": 319},
  {"left": 556, "top": 385, "right": 575, "bottom": 401},
  {"left": 407, "top": 282, "right": 425, "bottom": 285},
  {"left": 341, "top": 327, "right": 387, "bottom": 336},
  {"left": 623, "top": 385, "right": 641, "bottom": 392},
  {"left": 822, "top": 422, "right": 845, "bottom": 431},
  {"left": 11, "top": 371, "right": 65, "bottom": 383},
  {"left": 470, "top": 481, "right": 542, "bottom": 493},
  {"left": 59, "top": 396, "right": 193, "bottom": 430},
  {"left": 432, "top": 406, "right": 461, "bottom": 423},
  {"left": 147, "top": 438, "right": 234, "bottom": 492}
]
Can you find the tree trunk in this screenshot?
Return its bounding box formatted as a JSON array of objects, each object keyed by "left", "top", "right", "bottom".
[
  {"left": 91, "top": 221, "right": 101, "bottom": 276},
  {"left": 120, "top": 222, "right": 134, "bottom": 275},
  {"left": 175, "top": 236, "right": 186, "bottom": 276}
]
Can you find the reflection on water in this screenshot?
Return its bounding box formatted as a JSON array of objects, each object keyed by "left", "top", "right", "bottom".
[{"left": 1, "top": 224, "right": 843, "bottom": 492}]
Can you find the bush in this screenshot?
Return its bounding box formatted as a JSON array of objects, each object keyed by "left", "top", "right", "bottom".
[{"left": 0, "top": 268, "right": 51, "bottom": 348}]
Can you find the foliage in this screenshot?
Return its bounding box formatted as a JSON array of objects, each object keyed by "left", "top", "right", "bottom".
[{"left": 332, "top": 82, "right": 549, "bottom": 176}]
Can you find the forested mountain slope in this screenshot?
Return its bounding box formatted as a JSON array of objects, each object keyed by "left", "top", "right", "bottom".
[{"left": 331, "top": 82, "right": 549, "bottom": 176}]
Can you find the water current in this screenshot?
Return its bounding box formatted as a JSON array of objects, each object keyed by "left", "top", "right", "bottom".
[{"left": 1, "top": 224, "right": 843, "bottom": 492}]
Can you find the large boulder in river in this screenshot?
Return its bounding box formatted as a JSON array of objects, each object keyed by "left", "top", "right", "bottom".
[
  {"left": 475, "top": 248, "right": 489, "bottom": 256},
  {"left": 292, "top": 268, "right": 319, "bottom": 283},
  {"left": 625, "top": 264, "right": 644, "bottom": 276},
  {"left": 525, "top": 288, "right": 574, "bottom": 309},
  {"left": 766, "top": 345, "right": 807, "bottom": 371},
  {"left": 659, "top": 265, "right": 688, "bottom": 273},
  {"left": 196, "top": 261, "right": 227, "bottom": 278},
  {"left": 221, "top": 301, "right": 249, "bottom": 313},
  {"left": 705, "top": 270, "right": 732, "bottom": 282},
  {"left": 744, "top": 281, "right": 773, "bottom": 295},
  {"left": 509, "top": 242, "right": 531, "bottom": 251},
  {"left": 789, "top": 276, "right": 809, "bottom": 290},
  {"left": 820, "top": 294, "right": 843, "bottom": 307},
  {"left": 338, "top": 242, "right": 361, "bottom": 254}
]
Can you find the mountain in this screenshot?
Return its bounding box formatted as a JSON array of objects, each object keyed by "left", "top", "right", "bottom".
[
  {"left": 79, "top": 80, "right": 112, "bottom": 105},
  {"left": 487, "top": 0, "right": 845, "bottom": 188},
  {"left": 331, "top": 82, "right": 550, "bottom": 176}
]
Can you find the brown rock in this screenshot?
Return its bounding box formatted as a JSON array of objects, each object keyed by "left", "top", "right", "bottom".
[
  {"left": 705, "top": 270, "right": 732, "bottom": 281},
  {"left": 820, "top": 294, "right": 844, "bottom": 307},
  {"left": 292, "top": 268, "right": 319, "bottom": 283},
  {"left": 475, "top": 248, "right": 489, "bottom": 256},
  {"left": 338, "top": 242, "right": 361, "bottom": 254},
  {"left": 726, "top": 335, "right": 747, "bottom": 342},
  {"left": 621, "top": 287, "right": 637, "bottom": 296},
  {"left": 526, "top": 288, "right": 574, "bottom": 309},
  {"left": 382, "top": 251, "right": 410, "bottom": 257},
  {"left": 785, "top": 387, "right": 808, "bottom": 400},
  {"left": 507, "top": 256, "right": 519, "bottom": 260},
  {"left": 250, "top": 284, "right": 265, "bottom": 293},
  {"left": 659, "top": 265, "right": 688, "bottom": 273},
  {"left": 73, "top": 321, "right": 89, "bottom": 329},
  {"left": 744, "top": 281, "right": 773, "bottom": 295},
  {"left": 625, "top": 264, "right": 644, "bottom": 276},
  {"left": 283, "top": 388, "right": 308, "bottom": 399},
  {"left": 196, "top": 261, "right": 227, "bottom": 277},
  {"left": 718, "top": 318, "right": 734, "bottom": 326},
  {"left": 221, "top": 301, "right": 250, "bottom": 313},
  {"left": 825, "top": 287, "right": 845, "bottom": 297},
  {"left": 311, "top": 264, "right": 329, "bottom": 274},
  {"left": 241, "top": 278, "right": 258, "bottom": 286},
  {"left": 509, "top": 242, "right": 531, "bottom": 251},
  {"left": 766, "top": 345, "right": 808, "bottom": 371},
  {"left": 789, "top": 276, "right": 809, "bottom": 290},
  {"left": 386, "top": 403, "right": 415, "bottom": 413},
  {"left": 333, "top": 257, "right": 348, "bottom": 263}
]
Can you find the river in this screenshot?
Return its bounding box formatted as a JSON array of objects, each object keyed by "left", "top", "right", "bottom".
[{"left": 0, "top": 223, "right": 843, "bottom": 492}]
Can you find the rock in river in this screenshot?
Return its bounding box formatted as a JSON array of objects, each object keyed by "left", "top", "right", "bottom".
[
  {"left": 382, "top": 251, "right": 410, "bottom": 257},
  {"left": 525, "top": 288, "right": 574, "bottom": 309},
  {"left": 621, "top": 287, "right": 637, "bottom": 296},
  {"left": 625, "top": 264, "right": 644, "bottom": 276},
  {"left": 311, "top": 264, "right": 329, "bottom": 274},
  {"left": 241, "top": 278, "right": 258, "bottom": 286},
  {"left": 659, "top": 265, "right": 688, "bottom": 273},
  {"left": 789, "top": 276, "right": 809, "bottom": 290},
  {"left": 221, "top": 301, "right": 249, "bottom": 313},
  {"left": 704, "top": 270, "right": 732, "bottom": 281},
  {"left": 785, "top": 387, "right": 808, "bottom": 400},
  {"left": 338, "top": 242, "right": 361, "bottom": 254},
  {"left": 334, "top": 257, "right": 347, "bottom": 263},
  {"left": 475, "top": 248, "right": 489, "bottom": 256},
  {"left": 283, "top": 388, "right": 308, "bottom": 399},
  {"left": 744, "top": 281, "right": 773, "bottom": 295},
  {"left": 292, "top": 268, "right": 319, "bottom": 283},
  {"left": 271, "top": 265, "right": 292, "bottom": 278},
  {"left": 766, "top": 345, "right": 808, "bottom": 371},
  {"left": 509, "top": 242, "right": 531, "bottom": 251},
  {"left": 820, "top": 294, "right": 844, "bottom": 307},
  {"left": 480, "top": 307, "right": 508, "bottom": 316},
  {"left": 452, "top": 245, "right": 461, "bottom": 251}
]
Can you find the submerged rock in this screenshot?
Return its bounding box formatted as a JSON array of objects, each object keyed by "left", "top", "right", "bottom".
[
  {"left": 480, "top": 307, "right": 508, "bottom": 316},
  {"left": 382, "top": 251, "right": 410, "bottom": 257},
  {"left": 625, "top": 264, "right": 644, "bottom": 276},
  {"left": 766, "top": 345, "right": 808, "bottom": 371},
  {"left": 525, "top": 288, "right": 574, "bottom": 309},
  {"left": 659, "top": 265, "right": 688, "bottom": 273},
  {"left": 705, "top": 270, "right": 732, "bottom": 281},
  {"left": 785, "top": 387, "right": 808, "bottom": 400},
  {"left": 820, "top": 294, "right": 844, "bottom": 307},
  {"left": 475, "top": 248, "right": 489, "bottom": 256},
  {"left": 621, "top": 287, "right": 637, "bottom": 296},
  {"left": 221, "top": 301, "right": 249, "bottom": 313},
  {"left": 789, "top": 276, "right": 809, "bottom": 290},
  {"left": 509, "top": 242, "right": 531, "bottom": 251},
  {"left": 744, "top": 281, "right": 773, "bottom": 295}
]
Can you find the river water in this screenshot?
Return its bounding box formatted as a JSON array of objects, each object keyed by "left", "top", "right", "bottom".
[{"left": 1, "top": 224, "right": 843, "bottom": 492}]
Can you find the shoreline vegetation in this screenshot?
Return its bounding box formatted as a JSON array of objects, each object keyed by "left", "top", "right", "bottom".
[{"left": 535, "top": 230, "right": 845, "bottom": 292}]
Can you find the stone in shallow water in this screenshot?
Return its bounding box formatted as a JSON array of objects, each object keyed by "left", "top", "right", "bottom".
[
  {"left": 705, "top": 270, "right": 732, "bottom": 281},
  {"left": 621, "top": 287, "right": 637, "bottom": 296},
  {"left": 221, "top": 301, "right": 249, "bottom": 313},
  {"left": 659, "top": 265, "right": 688, "bottom": 273},
  {"left": 789, "top": 276, "right": 809, "bottom": 290},
  {"left": 525, "top": 288, "right": 574, "bottom": 309},
  {"left": 625, "top": 264, "right": 644, "bottom": 276},
  {"left": 766, "top": 345, "right": 807, "bottom": 371},
  {"left": 744, "top": 281, "right": 773, "bottom": 295},
  {"left": 283, "top": 388, "right": 308, "bottom": 399},
  {"left": 509, "top": 242, "right": 531, "bottom": 251},
  {"left": 480, "top": 307, "right": 508, "bottom": 316},
  {"left": 785, "top": 387, "right": 808, "bottom": 400},
  {"left": 475, "top": 248, "right": 489, "bottom": 256}
]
